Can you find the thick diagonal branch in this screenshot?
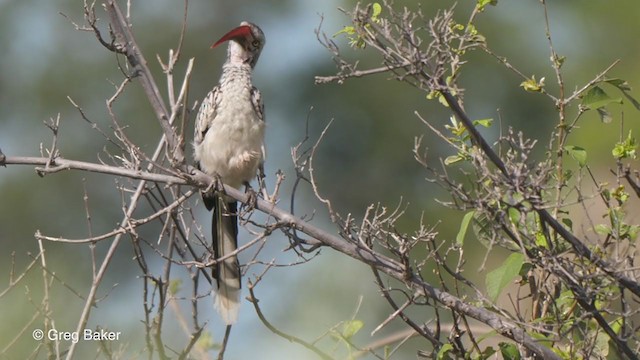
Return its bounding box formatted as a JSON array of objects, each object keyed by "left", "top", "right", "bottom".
[
  {"left": 440, "top": 89, "right": 640, "bottom": 299},
  {"left": 103, "top": 0, "right": 183, "bottom": 165}
]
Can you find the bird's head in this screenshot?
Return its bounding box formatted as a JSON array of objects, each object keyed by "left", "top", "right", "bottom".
[{"left": 212, "top": 21, "right": 265, "bottom": 68}]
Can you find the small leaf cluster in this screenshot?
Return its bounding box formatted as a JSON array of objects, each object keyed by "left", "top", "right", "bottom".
[
  {"left": 444, "top": 116, "right": 493, "bottom": 165},
  {"left": 334, "top": 3, "right": 382, "bottom": 49}
]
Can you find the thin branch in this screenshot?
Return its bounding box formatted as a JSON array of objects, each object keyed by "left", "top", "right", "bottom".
[
  {"left": 247, "top": 282, "right": 333, "bottom": 360},
  {"left": 35, "top": 190, "right": 195, "bottom": 244},
  {"left": 217, "top": 326, "right": 232, "bottom": 360},
  {"left": 623, "top": 167, "right": 640, "bottom": 198},
  {"left": 315, "top": 62, "right": 411, "bottom": 84},
  {"left": 0, "top": 252, "right": 41, "bottom": 299},
  {"left": 565, "top": 60, "right": 620, "bottom": 105},
  {"left": 371, "top": 267, "right": 440, "bottom": 348}
]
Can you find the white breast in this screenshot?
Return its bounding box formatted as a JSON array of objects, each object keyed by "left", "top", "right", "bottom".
[{"left": 195, "top": 81, "right": 265, "bottom": 189}]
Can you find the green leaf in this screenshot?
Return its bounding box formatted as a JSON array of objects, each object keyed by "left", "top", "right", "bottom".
[
  {"left": 498, "top": 342, "right": 521, "bottom": 360},
  {"left": 605, "top": 78, "right": 640, "bottom": 110},
  {"left": 473, "top": 118, "right": 493, "bottom": 128},
  {"left": 507, "top": 207, "right": 521, "bottom": 224},
  {"left": 480, "top": 346, "right": 497, "bottom": 359},
  {"left": 605, "top": 78, "right": 631, "bottom": 91},
  {"left": 594, "top": 327, "right": 611, "bottom": 357},
  {"left": 529, "top": 332, "right": 553, "bottom": 347},
  {"left": 445, "top": 154, "right": 465, "bottom": 165},
  {"left": 610, "top": 317, "right": 623, "bottom": 335},
  {"left": 518, "top": 262, "right": 533, "bottom": 280},
  {"left": 341, "top": 320, "right": 364, "bottom": 339},
  {"left": 426, "top": 90, "right": 450, "bottom": 107},
  {"left": 456, "top": 211, "right": 475, "bottom": 246},
  {"left": 612, "top": 130, "right": 637, "bottom": 159},
  {"left": 564, "top": 145, "right": 587, "bottom": 167},
  {"left": 595, "top": 224, "right": 611, "bottom": 235},
  {"left": 581, "top": 86, "right": 622, "bottom": 110},
  {"left": 466, "top": 23, "right": 478, "bottom": 36},
  {"left": 611, "top": 185, "right": 629, "bottom": 203},
  {"left": 476, "top": 0, "right": 498, "bottom": 11},
  {"left": 552, "top": 54, "right": 566, "bottom": 69},
  {"left": 169, "top": 279, "right": 182, "bottom": 296},
  {"left": 196, "top": 330, "right": 218, "bottom": 351},
  {"left": 436, "top": 343, "right": 454, "bottom": 360},
  {"left": 520, "top": 76, "right": 545, "bottom": 92},
  {"left": 445, "top": 116, "right": 466, "bottom": 136},
  {"left": 472, "top": 213, "right": 493, "bottom": 249},
  {"left": 534, "top": 233, "right": 549, "bottom": 249},
  {"left": 334, "top": 26, "right": 355, "bottom": 37},
  {"left": 371, "top": 3, "right": 382, "bottom": 22},
  {"left": 556, "top": 290, "right": 576, "bottom": 316},
  {"left": 465, "top": 23, "right": 486, "bottom": 44},
  {"left": 486, "top": 253, "right": 525, "bottom": 302},
  {"left": 333, "top": 25, "right": 367, "bottom": 49}
]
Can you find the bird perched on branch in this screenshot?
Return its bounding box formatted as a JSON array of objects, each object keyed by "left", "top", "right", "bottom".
[{"left": 193, "top": 21, "right": 266, "bottom": 325}]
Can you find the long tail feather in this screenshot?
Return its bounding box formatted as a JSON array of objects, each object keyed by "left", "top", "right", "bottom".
[{"left": 212, "top": 197, "right": 240, "bottom": 325}]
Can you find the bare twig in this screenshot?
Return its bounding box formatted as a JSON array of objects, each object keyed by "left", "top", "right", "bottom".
[{"left": 247, "top": 282, "right": 333, "bottom": 360}]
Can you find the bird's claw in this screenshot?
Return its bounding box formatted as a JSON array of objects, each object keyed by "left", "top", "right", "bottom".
[
  {"left": 242, "top": 182, "right": 258, "bottom": 211},
  {"left": 213, "top": 174, "right": 226, "bottom": 194}
]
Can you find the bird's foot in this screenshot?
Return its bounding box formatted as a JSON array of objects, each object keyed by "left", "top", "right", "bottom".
[
  {"left": 242, "top": 182, "right": 258, "bottom": 212},
  {"left": 213, "top": 174, "right": 226, "bottom": 194}
]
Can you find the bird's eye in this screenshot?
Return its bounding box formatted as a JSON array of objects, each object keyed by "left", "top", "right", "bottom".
[{"left": 252, "top": 40, "right": 260, "bottom": 47}]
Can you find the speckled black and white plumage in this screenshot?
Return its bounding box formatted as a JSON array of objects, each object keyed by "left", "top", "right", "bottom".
[{"left": 193, "top": 21, "right": 265, "bottom": 325}]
